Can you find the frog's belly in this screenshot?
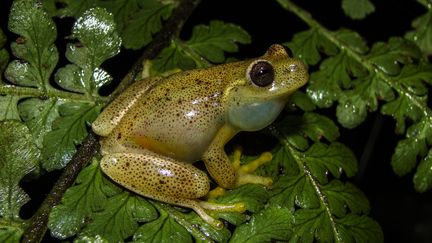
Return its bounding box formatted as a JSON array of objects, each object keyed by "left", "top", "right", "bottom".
[{"left": 133, "top": 122, "right": 220, "bottom": 163}]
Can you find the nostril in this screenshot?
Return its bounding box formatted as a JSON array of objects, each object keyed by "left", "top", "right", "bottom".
[{"left": 288, "top": 64, "right": 298, "bottom": 72}]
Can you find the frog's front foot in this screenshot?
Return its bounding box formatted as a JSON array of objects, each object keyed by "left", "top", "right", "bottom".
[
  {"left": 208, "top": 147, "right": 273, "bottom": 199},
  {"left": 233, "top": 147, "right": 273, "bottom": 187}
]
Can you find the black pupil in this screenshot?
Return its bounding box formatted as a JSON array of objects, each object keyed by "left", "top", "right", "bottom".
[{"left": 250, "top": 61, "right": 274, "bottom": 87}]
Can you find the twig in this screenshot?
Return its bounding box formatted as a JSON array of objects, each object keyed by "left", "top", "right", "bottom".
[
  {"left": 20, "top": 1, "right": 200, "bottom": 242},
  {"left": 111, "top": 0, "right": 201, "bottom": 98}
]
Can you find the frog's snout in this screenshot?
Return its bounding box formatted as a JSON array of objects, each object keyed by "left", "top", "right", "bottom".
[{"left": 287, "top": 59, "right": 309, "bottom": 88}]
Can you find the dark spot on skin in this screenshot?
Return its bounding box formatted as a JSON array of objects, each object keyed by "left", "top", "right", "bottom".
[
  {"left": 195, "top": 79, "right": 203, "bottom": 85},
  {"left": 133, "top": 114, "right": 137, "bottom": 119},
  {"left": 117, "top": 133, "right": 122, "bottom": 139},
  {"left": 159, "top": 180, "right": 166, "bottom": 184},
  {"left": 125, "top": 162, "right": 130, "bottom": 167}
]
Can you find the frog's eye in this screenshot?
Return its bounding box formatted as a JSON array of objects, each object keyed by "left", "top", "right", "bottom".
[{"left": 248, "top": 61, "right": 274, "bottom": 87}]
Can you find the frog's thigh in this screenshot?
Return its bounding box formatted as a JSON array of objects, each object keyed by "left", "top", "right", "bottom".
[{"left": 100, "top": 153, "right": 210, "bottom": 200}]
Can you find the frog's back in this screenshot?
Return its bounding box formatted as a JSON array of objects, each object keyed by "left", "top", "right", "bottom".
[{"left": 116, "top": 63, "right": 245, "bottom": 162}]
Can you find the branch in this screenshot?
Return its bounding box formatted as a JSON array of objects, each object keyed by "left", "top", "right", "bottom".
[
  {"left": 20, "top": 1, "right": 200, "bottom": 242},
  {"left": 111, "top": 0, "right": 201, "bottom": 98}
]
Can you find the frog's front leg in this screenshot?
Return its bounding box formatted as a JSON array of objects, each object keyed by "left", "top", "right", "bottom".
[
  {"left": 100, "top": 152, "right": 242, "bottom": 228},
  {"left": 203, "top": 125, "right": 273, "bottom": 190}
]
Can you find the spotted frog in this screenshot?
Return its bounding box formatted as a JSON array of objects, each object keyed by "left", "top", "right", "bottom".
[{"left": 92, "top": 44, "right": 308, "bottom": 228}]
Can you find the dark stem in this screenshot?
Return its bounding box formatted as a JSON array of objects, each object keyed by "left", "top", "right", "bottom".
[
  {"left": 111, "top": 0, "right": 201, "bottom": 98},
  {"left": 20, "top": 1, "right": 200, "bottom": 242}
]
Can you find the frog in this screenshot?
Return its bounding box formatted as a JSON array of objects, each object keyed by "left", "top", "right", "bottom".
[{"left": 92, "top": 44, "right": 308, "bottom": 228}]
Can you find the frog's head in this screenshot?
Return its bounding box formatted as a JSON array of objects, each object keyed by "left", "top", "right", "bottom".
[{"left": 226, "top": 44, "right": 308, "bottom": 131}]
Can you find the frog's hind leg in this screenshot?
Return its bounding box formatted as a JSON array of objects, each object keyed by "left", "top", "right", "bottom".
[{"left": 100, "top": 152, "right": 240, "bottom": 228}]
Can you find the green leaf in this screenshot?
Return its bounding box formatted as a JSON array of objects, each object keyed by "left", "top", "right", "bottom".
[
  {"left": 266, "top": 144, "right": 299, "bottom": 178},
  {"left": 391, "top": 117, "right": 432, "bottom": 177},
  {"left": 215, "top": 184, "right": 268, "bottom": 213},
  {"left": 304, "top": 142, "right": 357, "bottom": 184},
  {"left": 405, "top": 10, "right": 432, "bottom": 56},
  {"left": 51, "top": 0, "right": 174, "bottom": 50},
  {"left": 367, "top": 37, "right": 421, "bottom": 76},
  {"left": 381, "top": 95, "right": 423, "bottom": 134},
  {"left": 342, "top": 0, "right": 375, "bottom": 20},
  {"left": 322, "top": 180, "right": 369, "bottom": 217},
  {"left": 41, "top": 102, "right": 101, "bottom": 171},
  {"left": 213, "top": 184, "right": 268, "bottom": 225},
  {"left": 0, "top": 226, "right": 23, "bottom": 243},
  {"left": 18, "top": 98, "right": 60, "bottom": 148},
  {"left": 270, "top": 174, "right": 320, "bottom": 210},
  {"left": 414, "top": 149, "right": 432, "bottom": 192},
  {"left": 6, "top": 0, "right": 58, "bottom": 90},
  {"left": 81, "top": 192, "right": 158, "bottom": 242},
  {"left": 286, "top": 28, "right": 338, "bottom": 65},
  {"left": 187, "top": 20, "right": 251, "bottom": 63},
  {"left": 180, "top": 210, "right": 231, "bottom": 242},
  {"left": 290, "top": 91, "right": 316, "bottom": 112},
  {"left": 337, "top": 74, "right": 394, "bottom": 129},
  {"left": 48, "top": 159, "right": 121, "bottom": 239},
  {"left": 75, "top": 235, "right": 109, "bottom": 243},
  {"left": 290, "top": 208, "right": 383, "bottom": 242},
  {"left": 305, "top": 29, "right": 369, "bottom": 108},
  {"left": 132, "top": 208, "right": 191, "bottom": 243},
  {"left": 334, "top": 29, "right": 369, "bottom": 55},
  {"left": 336, "top": 92, "right": 368, "bottom": 129},
  {"left": 0, "top": 120, "right": 39, "bottom": 219},
  {"left": 0, "top": 29, "right": 9, "bottom": 75},
  {"left": 101, "top": 0, "right": 174, "bottom": 50},
  {"left": 0, "top": 96, "right": 20, "bottom": 121},
  {"left": 381, "top": 63, "right": 432, "bottom": 133},
  {"left": 151, "top": 41, "right": 196, "bottom": 73},
  {"left": 290, "top": 208, "right": 333, "bottom": 242},
  {"left": 307, "top": 51, "right": 368, "bottom": 108},
  {"left": 278, "top": 112, "right": 340, "bottom": 150},
  {"left": 152, "top": 21, "right": 250, "bottom": 73},
  {"left": 55, "top": 7, "right": 121, "bottom": 97},
  {"left": 55, "top": 0, "right": 97, "bottom": 17},
  {"left": 301, "top": 112, "right": 340, "bottom": 142},
  {"left": 336, "top": 214, "right": 383, "bottom": 242},
  {"left": 229, "top": 206, "right": 293, "bottom": 243},
  {"left": 392, "top": 138, "right": 424, "bottom": 176}
]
